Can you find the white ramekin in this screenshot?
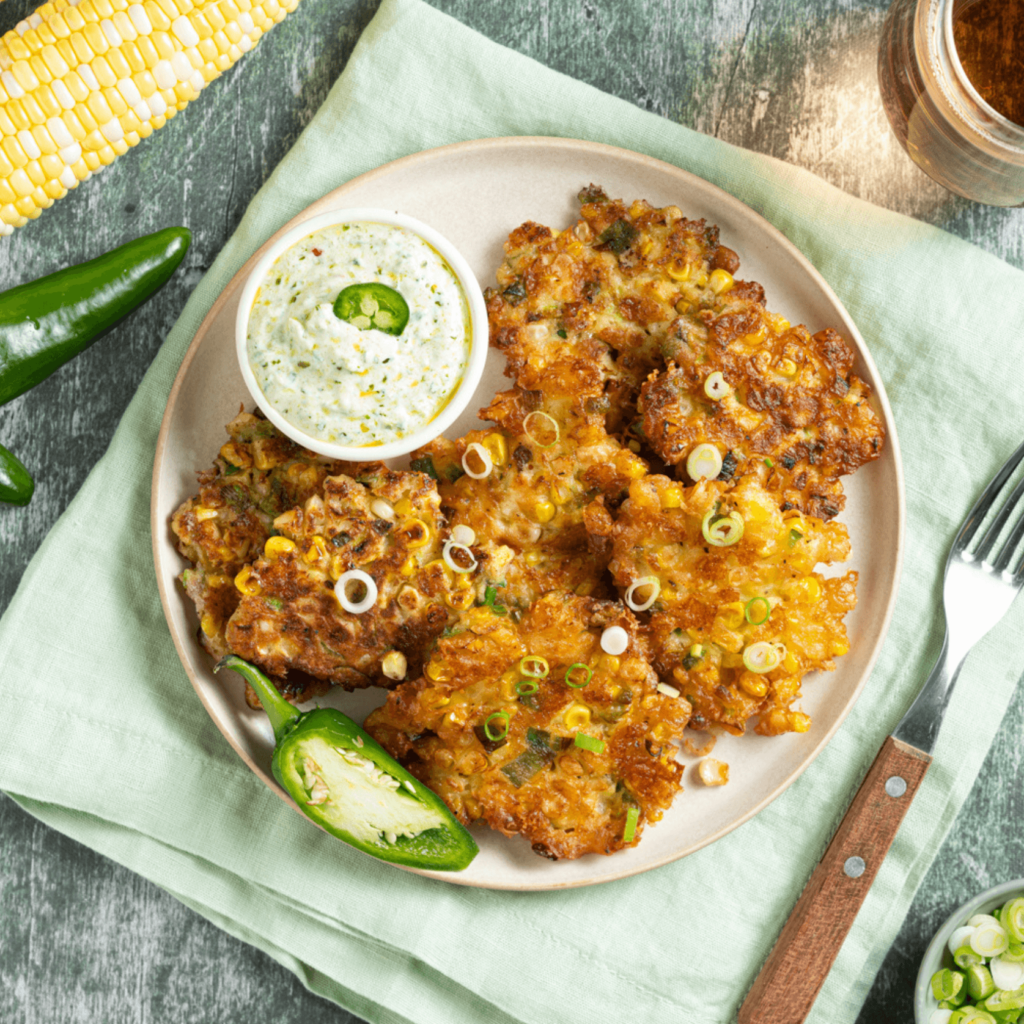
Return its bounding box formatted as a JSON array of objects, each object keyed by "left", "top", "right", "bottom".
[{"left": 235, "top": 207, "right": 488, "bottom": 461}]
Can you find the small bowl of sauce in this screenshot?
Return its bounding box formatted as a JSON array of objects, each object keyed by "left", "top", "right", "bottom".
[{"left": 235, "top": 208, "right": 488, "bottom": 460}]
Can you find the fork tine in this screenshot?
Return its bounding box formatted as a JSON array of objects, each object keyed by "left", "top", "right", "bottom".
[
  {"left": 955, "top": 437, "right": 1024, "bottom": 556},
  {"left": 990, "top": 492, "right": 1024, "bottom": 572},
  {"left": 976, "top": 473, "right": 1024, "bottom": 564}
]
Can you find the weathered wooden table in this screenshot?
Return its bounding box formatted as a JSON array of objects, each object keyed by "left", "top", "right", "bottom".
[{"left": 2, "top": 1, "right": 1022, "bottom": 1020}]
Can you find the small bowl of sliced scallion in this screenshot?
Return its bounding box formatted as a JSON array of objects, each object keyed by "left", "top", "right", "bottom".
[{"left": 916, "top": 879, "right": 1024, "bottom": 1024}]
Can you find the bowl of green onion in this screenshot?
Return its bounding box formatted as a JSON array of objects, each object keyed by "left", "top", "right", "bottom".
[{"left": 916, "top": 879, "right": 1024, "bottom": 1024}]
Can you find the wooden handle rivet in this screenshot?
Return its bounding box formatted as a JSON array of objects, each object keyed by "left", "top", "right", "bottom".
[
  {"left": 843, "top": 856, "right": 866, "bottom": 878},
  {"left": 885, "top": 775, "right": 907, "bottom": 798}
]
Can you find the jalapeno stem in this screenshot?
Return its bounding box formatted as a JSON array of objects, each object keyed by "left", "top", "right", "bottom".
[{"left": 215, "top": 655, "right": 301, "bottom": 742}]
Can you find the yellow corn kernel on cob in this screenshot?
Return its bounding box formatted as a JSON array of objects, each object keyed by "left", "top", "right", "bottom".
[{"left": 0, "top": 0, "right": 300, "bottom": 235}]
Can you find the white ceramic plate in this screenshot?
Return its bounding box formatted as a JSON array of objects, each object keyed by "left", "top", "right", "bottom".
[{"left": 152, "top": 137, "right": 905, "bottom": 891}]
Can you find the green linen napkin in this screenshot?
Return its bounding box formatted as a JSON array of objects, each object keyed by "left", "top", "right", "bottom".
[{"left": 2, "top": 1, "right": 1024, "bottom": 1021}]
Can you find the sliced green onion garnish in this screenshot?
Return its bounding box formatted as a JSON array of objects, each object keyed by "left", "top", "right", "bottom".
[
  {"left": 965, "top": 964, "right": 995, "bottom": 1002},
  {"left": 985, "top": 984, "right": 1024, "bottom": 1011},
  {"left": 702, "top": 505, "right": 744, "bottom": 547},
  {"left": 954, "top": 944, "right": 983, "bottom": 969},
  {"left": 972, "top": 924, "right": 1010, "bottom": 959},
  {"left": 788, "top": 528, "right": 803, "bottom": 547},
  {"left": 519, "top": 655, "right": 549, "bottom": 678},
  {"left": 687, "top": 443, "right": 723, "bottom": 481},
  {"left": 523, "top": 411, "right": 560, "bottom": 449},
  {"left": 703, "top": 371, "right": 728, "bottom": 401},
  {"left": 574, "top": 733, "right": 605, "bottom": 754},
  {"left": 564, "top": 663, "right": 593, "bottom": 689},
  {"left": 681, "top": 644, "right": 705, "bottom": 671},
  {"left": 764, "top": 458, "right": 774, "bottom": 468},
  {"left": 744, "top": 596, "right": 771, "bottom": 625},
  {"left": 622, "top": 805, "right": 639, "bottom": 843},
  {"left": 742, "top": 641, "right": 782, "bottom": 674},
  {"left": 515, "top": 679, "right": 539, "bottom": 696},
  {"left": 931, "top": 969, "right": 965, "bottom": 1003},
  {"left": 484, "top": 711, "right": 510, "bottom": 742},
  {"left": 1003, "top": 898, "right": 1024, "bottom": 944}
]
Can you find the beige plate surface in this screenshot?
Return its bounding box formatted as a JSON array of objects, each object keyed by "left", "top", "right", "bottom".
[{"left": 152, "top": 137, "right": 905, "bottom": 891}]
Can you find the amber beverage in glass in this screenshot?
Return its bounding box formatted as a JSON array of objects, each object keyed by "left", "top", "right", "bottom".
[{"left": 878, "top": 0, "right": 1024, "bottom": 206}]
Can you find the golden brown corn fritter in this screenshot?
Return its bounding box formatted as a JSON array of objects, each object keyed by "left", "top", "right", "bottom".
[
  {"left": 171, "top": 410, "right": 349, "bottom": 664},
  {"left": 587, "top": 474, "right": 855, "bottom": 737},
  {"left": 364, "top": 594, "right": 688, "bottom": 859}
]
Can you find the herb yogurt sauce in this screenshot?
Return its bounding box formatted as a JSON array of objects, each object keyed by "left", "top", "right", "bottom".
[{"left": 247, "top": 222, "right": 471, "bottom": 447}]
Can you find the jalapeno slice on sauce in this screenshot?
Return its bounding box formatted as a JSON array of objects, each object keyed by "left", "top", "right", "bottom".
[{"left": 333, "top": 283, "right": 410, "bottom": 335}]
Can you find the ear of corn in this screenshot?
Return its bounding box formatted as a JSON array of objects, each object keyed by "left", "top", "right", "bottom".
[{"left": 0, "top": 0, "right": 301, "bottom": 235}]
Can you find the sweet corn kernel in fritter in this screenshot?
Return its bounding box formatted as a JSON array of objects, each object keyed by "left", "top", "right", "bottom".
[
  {"left": 364, "top": 593, "right": 691, "bottom": 860},
  {"left": 589, "top": 473, "right": 856, "bottom": 736}
]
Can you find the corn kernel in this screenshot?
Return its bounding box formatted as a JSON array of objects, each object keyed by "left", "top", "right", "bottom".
[
  {"left": 425, "top": 660, "right": 449, "bottom": 683},
  {"left": 831, "top": 638, "right": 850, "bottom": 657},
  {"left": 696, "top": 270, "right": 709, "bottom": 287},
  {"left": 600, "top": 654, "right": 620, "bottom": 673},
  {"left": 399, "top": 518, "right": 431, "bottom": 548},
  {"left": 523, "top": 549, "right": 543, "bottom": 567},
  {"left": 446, "top": 590, "right": 475, "bottom": 611},
  {"left": 709, "top": 268, "right": 734, "bottom": 294},
  {"left": 777, "top": 358, "right": 798, "bottom": 377},
  {"left": 233, "top": 566, "right": 260, "bottom": 596},
  {"left": 482, "top": 432, "right": 507, "bottom": 467},
  {"left": 782, "top": 651, "right": 799, "bottom": 674},
  {"left": 698, "top": 758, "right": 729, "bottom": 786},
  {"left": 199, "top": 612, "right": 218, "bottom": 637},
  {"left": 533, "top": 500, "right": 555, "bottom": 524},
  {"left": 393, "top": 498, "right": 413, "bottom": 517},
  {"left": 303, "top": 535, "right": 328, "bottom": 565},
  {"left": 206, "top": 574, "right": 230, "bottom": 588},
  {"left": 660, "top": 483, "right": 683, "bottom": 509},
  {"left": 264, "top": 535, "right": 296, "bottom": 560},
  {"left": 564, "top": 705, "right": 590, "bottom": 729},
  {"left": 399, "top": 555, "right": 417, "bottom": 577},
  {"left": 738, "top": 672, "right": 769, "bottom": 698},
  {"left": 788, "top": 712, "right": 811, "bottom": 733},
  {"left": 718, "top": 601, "right": 745, "bottom": 631}
]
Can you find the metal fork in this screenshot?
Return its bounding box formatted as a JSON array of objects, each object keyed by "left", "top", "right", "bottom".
[{"left": 739, "top": 437, "right": 1024, "bottom": 1024}]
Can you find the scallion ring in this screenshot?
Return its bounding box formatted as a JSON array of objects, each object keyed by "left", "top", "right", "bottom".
[
  {"left": 564, "top": 663, "right": 593, "bottom": 689},
  {"left": 1003, "top": 899, "right": 1024, "bottom": 943},
  {"left": 701, "top": 505, "right": 745, "bottom": 547},
  {"left": 523, "top": 411, "right": 560, "bottom": 448},
  {"left": 686, "top": 443, "right": 723, "bottom": 481},
  {"left": 519, "top": 655, "right": 549, "bottom": 678},
  {"left": 623, "top": 805, "right": 639, "bottom": 843},
  {"left": 972, "top": 924, "right": 1010, "bottom": 959},
  {"left": 744, "top": 596, "right": 771, "bottom": 625},
  {"left": 625, "top": 576, "right": 660, "bottom": 612},
  {"left": 442, "top": 541, "right": 478, "bottom": 574},
  {"left": 461, "top": 442, "right": 493, "bottom": 479},
  {"left": 515, "top": 679, "right": 539, "bottom": 696},
  {"left": 484, "top": 711, "right": 510, "bottom": 742},
  {"left": 574, "top": 733, "right": 605, "bottom": 754},
  {"left": 600, "top": 625, "right": 629, "bottom": 655},
  {"left": 742, "top": 640, "right": 782, "bottom": 674},
  {"left": 370, "top": 498, "right": 394, "bottom": 521},
  {"left": 704, "top": 371, "right": 729, "bottom": 401},
  {"left": 451, "top": 524, "right": 476, "bottom": 546},
  {"left": 334, "top": 570, "right": 378, "bottom": 614}
]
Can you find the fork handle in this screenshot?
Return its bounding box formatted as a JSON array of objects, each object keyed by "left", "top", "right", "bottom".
[{"left": 737, "top": 736, "right": 932, "bottom": 1024}]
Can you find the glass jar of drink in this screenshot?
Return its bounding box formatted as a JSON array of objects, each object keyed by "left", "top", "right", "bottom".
[{"left": 878, "top": 0, "right": 1024, "bottom": 207}]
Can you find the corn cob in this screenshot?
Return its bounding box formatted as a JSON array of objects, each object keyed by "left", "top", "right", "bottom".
[{"left": 0, "top": 0, "right": 301, "bottom": 236}]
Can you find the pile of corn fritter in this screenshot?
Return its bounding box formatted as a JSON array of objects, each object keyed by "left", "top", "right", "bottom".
[{"left": 173, "top": 187, "right": 885, "bottom": 860}]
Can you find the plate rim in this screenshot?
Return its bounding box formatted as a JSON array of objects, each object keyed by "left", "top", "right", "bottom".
[{"left": 151, "top": 135, "right": 906, "bottom": 890}]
